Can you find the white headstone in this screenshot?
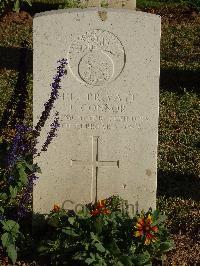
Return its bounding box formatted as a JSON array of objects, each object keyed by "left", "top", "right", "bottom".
[{"left": 33, "top": 8, "right": 161, "bottom": 214}]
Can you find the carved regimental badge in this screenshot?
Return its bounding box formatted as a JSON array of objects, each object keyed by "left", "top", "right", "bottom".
[{"left": 68, "top": 29, "right": 126, "bottom": 86}]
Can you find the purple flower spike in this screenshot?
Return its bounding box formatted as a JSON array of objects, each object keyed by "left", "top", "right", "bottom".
[{"left": 34, "top": 58, "right": 68, "bottom": 137}]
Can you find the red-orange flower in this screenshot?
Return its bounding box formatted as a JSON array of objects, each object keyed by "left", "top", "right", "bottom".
[
  {"left": 53, "top": 204, "right": 60, "bottom": 212},
  {"left": 134, "top": 214, "right": 158, "bottom": 245},
  {"left": 91, "top": 200, "right": 111, "bottom": 217}
]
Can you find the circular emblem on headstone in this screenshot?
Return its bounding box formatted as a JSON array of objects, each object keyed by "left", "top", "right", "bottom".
[{"left": 68, "top": 29, "right": 126, "bottom": 86}]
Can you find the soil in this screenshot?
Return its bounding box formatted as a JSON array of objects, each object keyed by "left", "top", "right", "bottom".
[
  {"left": 0, "top": 11, "right": 32, "bottom": 25},
  {"left": 138, "top": 6, "right": 199, "bottom": 23}
]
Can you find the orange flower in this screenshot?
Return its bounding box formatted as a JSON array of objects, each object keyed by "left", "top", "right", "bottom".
[
  {"left": 91, "top": 208, "right": 101, "bottom": 217},
  {"left": 134, "top": 214, "right": 158, "bottom": 245},
  {"left": 90, "top": 199, "right": 111, "bottom": 217},
  {"left": 97, "top": 200, "right": 106, "bottom": 208},
  {"left": 53, "top": 204, "right": 60, "bottom": 212}
]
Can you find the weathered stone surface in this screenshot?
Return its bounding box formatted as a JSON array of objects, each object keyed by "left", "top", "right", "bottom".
[
  {"left": 33, "top": 9, "right": 161, "bottom": 214},
  {"left": 81, "top": 0, "right": 136, "bottom": 9}
]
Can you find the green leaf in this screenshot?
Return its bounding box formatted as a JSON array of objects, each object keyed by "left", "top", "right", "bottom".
[
  {"left": 129, "top": 243, "right": 136, "bottom": 254},
  {"left": 85, "top": 257, "right": 96, "bottom": 265},
  {"left": 0, "top": 193, "right": 8, "bottom": 201},
  {"left": 94, "top": 242, "right": 105, "bottom": 253},
  {"left": 73, "top": 251, "right": 86, "bottom": 261},
  {"left": 116, "top": 262, "right": 124, "bottom": 266},
  {"left": 1, "top": 233, "right": 13, "bottom": 247},
  {"left": 119, "top": 255, "right": 133, "bottom": 266},
  {"left": 152, "top": 210, "right": 160, "bottom": 220},
  {"left": 90, "top": 232, "right": 99, "bottom": 242},
  {"left": 18, "top": 167, "right": 28, "bottom": 185},
  {"left": 105, "top": 240, "right": 121, "bottom": 256},
  {"left": 23, "top": 161, "right": 34, "bottom": 171},
  {"left": 13, "top": 0, "right": 20, "bottom": 12},
  {"left": 94, "top": 218, "right": 103, "bottom": 234},
  {"left": 2, "top": 220, "right": 20, "bottom": 235},
  {"left": 7, "top": 244, "right": 17, "bottom": 264},
  {"left": 62, "top": 227, "right": 79, "bottom": 237},
  {"left": 24, "top": 0, "right": 32, "bottom": 6},
  {"left": 159, "top": 241, "right": 174, "bottom": 252},
  {"left": 68, "top": 216, "right": 75, "bottom": 225},
  {"left": 9, "top": 186, "right": 18, "bottom": 198},
  {"left": 133, "top": 251, "right": 151, "bottom": 265},
  {"left": 156, "top": 214, "right": 167, "bottom": 225},
  {"left": 37, "top": 245, "right": 49, "bottom": 253}
]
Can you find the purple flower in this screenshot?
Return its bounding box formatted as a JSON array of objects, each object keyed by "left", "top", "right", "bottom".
[
  {"left": 5, "top": 59, "right": 68, "bottom": 219},
  {"left": 17, "top": 173, "right": 38, "bottom": 218},
  {"left": 16, "top": 59, "right": 68, "bottom": 218},
  {"left": 7, "top": 124, "right": 30, "bottom": 168},
  {"left": 34, "top": 58, "right": 68, "bottom": 137},
  {"left": 41, "top": 112, "right": 60, "bottom": 152}
]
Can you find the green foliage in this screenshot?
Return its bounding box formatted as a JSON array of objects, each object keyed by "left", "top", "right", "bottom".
[
  {"left": 29, "top": 0, "right": 80, "bottom": 7},
  {"left": 58, "top": 0, "right": 80, "bottom": 8},
  {"left": 38, "top": 197, "right": 173, "bottom": 265},
  {"left": 0, "top": 0, "right": 32, "bottom": 14},
  {"left": 0, "top": 133, "right": 39, "bottom": 263},
  {"left": 0, "top": 220, "right": 20, "bottom": 264},
  {"left": 61, "top": 0, "right": 80, "bottom": 8},
  {"left": 12, "top": 0, "right": 32, "bottom": 12},
  {"left": 101, "top": 0, "right": 109, "bottom": 7}
]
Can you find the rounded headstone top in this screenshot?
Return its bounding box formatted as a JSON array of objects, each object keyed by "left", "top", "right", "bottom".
[{"left": 68, "top": 29, "right": 126, "bottom": 86}]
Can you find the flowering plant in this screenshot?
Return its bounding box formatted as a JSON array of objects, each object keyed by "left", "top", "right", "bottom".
[
  {"left": 0, "top": 59, "right": 68, "bottom": 264},
  {"left": 38, "top": 196, "right": 174, "bottom": 265}
]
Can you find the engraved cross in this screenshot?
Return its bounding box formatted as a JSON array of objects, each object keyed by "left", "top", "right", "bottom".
[{"left": 71, "top": 136, "right": 119, "bottom": 203}]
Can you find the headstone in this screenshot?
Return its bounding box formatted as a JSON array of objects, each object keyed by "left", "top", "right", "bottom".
[
  {"left": 81, "top": 0, "right": 136, "bottom": 9},
  {"left": 33, "top": 8, "right": 161, "bottom": 214}
]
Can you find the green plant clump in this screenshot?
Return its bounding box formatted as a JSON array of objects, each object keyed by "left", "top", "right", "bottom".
[
  {"left": 38, "top": 196, "right": 174, "bottom": 265},
  {"left": 0, "top": 0, "right": 32, "bottom": 14}
]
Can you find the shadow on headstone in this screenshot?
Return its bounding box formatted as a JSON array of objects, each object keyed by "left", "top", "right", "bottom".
[
  {"left": 0, "top": 43, "right": 31, "bottom": 131},
  {"left": 157, "top": 170, "right": 200, "bottom": 200}
]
